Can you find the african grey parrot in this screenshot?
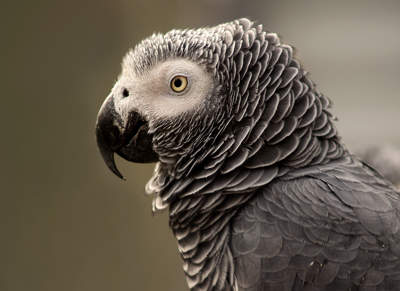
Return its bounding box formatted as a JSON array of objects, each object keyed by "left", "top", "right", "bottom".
[{"left": 95, "top": 18, "right": 400, "bottom": 291}]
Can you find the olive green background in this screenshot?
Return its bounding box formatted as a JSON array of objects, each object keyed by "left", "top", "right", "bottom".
[{"left": 1, "top": 1, "right": 400, "bottom": 290}]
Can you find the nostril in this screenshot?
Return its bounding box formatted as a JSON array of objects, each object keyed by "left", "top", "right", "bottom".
[{"left": 122, "top": 88, "right": 129, "bottom": 98}]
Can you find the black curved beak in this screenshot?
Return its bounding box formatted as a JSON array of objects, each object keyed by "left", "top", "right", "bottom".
[{"left": 96, "top": 97, "right": 158, "bottom": 179}]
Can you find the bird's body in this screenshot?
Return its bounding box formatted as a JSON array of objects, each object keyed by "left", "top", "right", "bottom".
[
  {"left": 232, "top": 156, "right": 400, "bottom": 291},
  {"left": 96, "top": 18, "right": 400, "bottom": 290}
]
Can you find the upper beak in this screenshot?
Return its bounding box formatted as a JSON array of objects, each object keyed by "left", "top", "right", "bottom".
[{"left": 95, "top": 96, "right": 158, "bottom": 179}]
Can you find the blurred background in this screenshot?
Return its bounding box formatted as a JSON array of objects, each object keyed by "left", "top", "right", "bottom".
[{"left": 1, "top": 0, "right": 400, "bottom": 290}]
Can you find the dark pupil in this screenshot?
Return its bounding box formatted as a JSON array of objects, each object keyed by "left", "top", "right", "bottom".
[
  {"left": 122, "top": 88, "right": 129, "bottom": 97},
  {"left": 174, "top": 78, "right": 182, "bottom": 88}
]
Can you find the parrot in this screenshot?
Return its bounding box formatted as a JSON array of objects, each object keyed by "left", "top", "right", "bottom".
[{"left": 95, "top": 18, "right": 400, "bottom": 291}]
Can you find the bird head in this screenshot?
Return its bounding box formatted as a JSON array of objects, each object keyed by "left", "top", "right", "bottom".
[
  {"left": 96, "top": 19, "right": 249, "bottom": 179},
  {"left": 96, "top": 18, "right": 339, "bottom": 187}
]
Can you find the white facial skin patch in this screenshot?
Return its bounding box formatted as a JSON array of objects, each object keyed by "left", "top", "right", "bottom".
[{"left": 112, "top": 58, "right": 214, "bottom": 128}]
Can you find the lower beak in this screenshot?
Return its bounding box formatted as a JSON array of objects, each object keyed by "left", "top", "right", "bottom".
[{"left": 95, "top": 96, "right": 158, "bottom": 179}]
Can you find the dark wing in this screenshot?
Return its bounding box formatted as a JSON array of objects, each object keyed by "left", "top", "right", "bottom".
[{"left": 230, "top": 157, "right": 400, "bottom": 291}]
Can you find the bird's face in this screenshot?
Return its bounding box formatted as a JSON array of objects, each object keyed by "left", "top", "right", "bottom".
[
  {"left": 96, "top": 19, "right": 259, "bottom": 180},
  {"left": 115, "top": 59, "right": 214, "bottom": 123},
  {"left": 96, "top": 56, "right": 217, "bottom": 178}
]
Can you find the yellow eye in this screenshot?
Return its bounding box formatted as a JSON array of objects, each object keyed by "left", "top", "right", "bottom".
[{"left": 170, "top": 75, "right": 188, "bottom": 93}]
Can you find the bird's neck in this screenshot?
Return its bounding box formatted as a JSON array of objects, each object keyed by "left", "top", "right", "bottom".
[
  {"left": 166, "top": 138, "right": 345, "bottom": 290},
  {"left": 169, "top": 204, "right": 240, "bottom": 290},
  {"left": 165, "top": 138, "right": 346, "bottom": 290},
  {"left": 146, "top": 133, "right": 345, "bottom": 290}
]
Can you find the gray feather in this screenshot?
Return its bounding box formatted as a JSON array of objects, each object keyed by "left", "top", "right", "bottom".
[{"left": 104, "top": 17, "right": 400, "bottom": 291}]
